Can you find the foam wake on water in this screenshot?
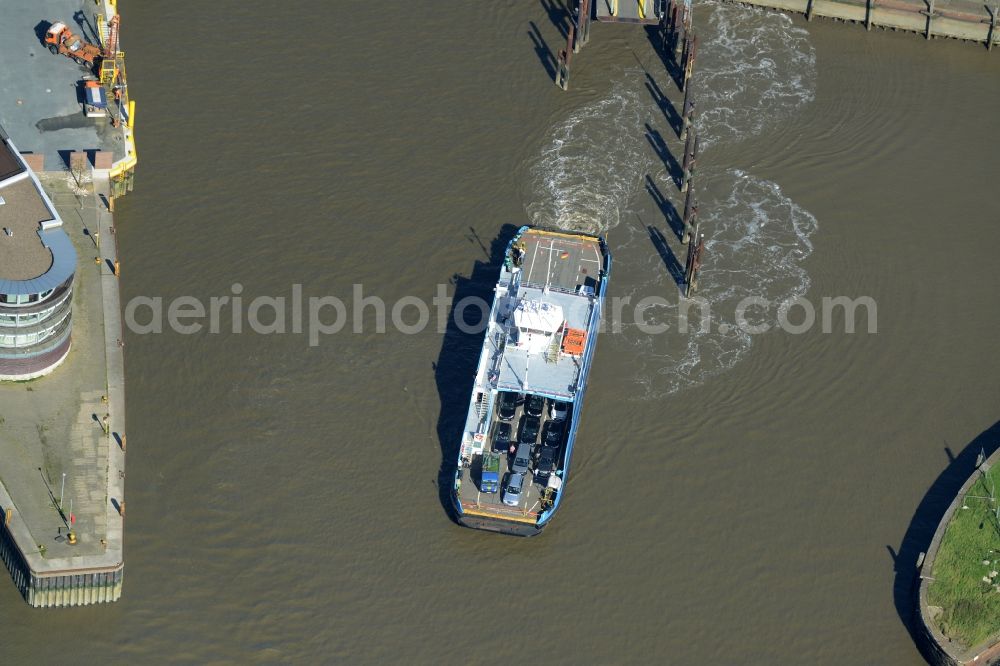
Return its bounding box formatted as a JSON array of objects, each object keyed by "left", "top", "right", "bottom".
[
  {"left": 524, "top": 82, "right": 656, "bottom": 236},
  {"left": 609, "top": 168, "right": 818, "bottom": 399},
  {"left": 522, "top": 2, "right": 819, "bottom": 397},
  {"left": 694, "top": 0, "right": 816, "bottom": 148}
]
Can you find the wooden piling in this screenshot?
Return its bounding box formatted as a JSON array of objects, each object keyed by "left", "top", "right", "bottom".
[
  {"left": 683, "top": 229, "right": 705, "bottom": 297},
  {"left": 988, "top": 4, "right": 999, "bottom": 50},
  {"left": 673, "top": 5, "right": 684, "bottom": 56},
  {"left": 575, "top": 0, "right": 592, "bottom": 52},
  {"left": 682, "top": 34, "right": 697, "bottom": 92},
  {"left": 681, "top": 184, "right": 697, "bottom": 245},
  {"left": 681, "top": 130, "right": 698, "bottom": 193},
  {"left": 924, "top": 0, "right": 936, "bottom": 38},
  {"left": 660, "top": 0, "right": 674, "bottom": 52},
  {"left": 681, "top": 85, "right": 695, "bottom": 141},
  {"left": 557, "top": 24, "right": 575, "bottom": 90}
]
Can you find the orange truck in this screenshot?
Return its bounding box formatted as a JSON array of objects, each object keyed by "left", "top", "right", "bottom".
[{"left": 44, "top": 21, "right": 102, "bottom": 67}]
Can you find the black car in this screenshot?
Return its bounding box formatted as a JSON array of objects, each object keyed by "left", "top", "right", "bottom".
[
  {"left": 498, "top": 392, "right": 518, "bottom": 421},
  {"left": 493, "top": 422, "right": 511, "bottom": 452},
  {"left": 535, "top": 446, "right": 557, "bottom": 483},
  {"left": 524, "top": 394, "right": 545, "bottom": 418},
  {"left": 519, "top": 414, "right": 541, "bottom": 444},
  {"left": 542, "top": 420, "right": 564, "bottom": 448}
]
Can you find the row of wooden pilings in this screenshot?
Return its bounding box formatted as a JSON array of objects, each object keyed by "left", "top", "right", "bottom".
[
  {"left": 556, "top": 0, "right": 706, "bottom": 297},
  {"left": 662, "top": 1, "right": 706, "bottom": 298}
]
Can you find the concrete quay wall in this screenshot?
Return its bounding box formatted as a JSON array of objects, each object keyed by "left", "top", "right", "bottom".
[
  {"left": 0, "top": 517, "right": 122, "bottom": 607},
  {"left": 917, "top": 447, "right": 1000, "bottom": 665},
  {"left": 726, "top": 0, "right": 999, "bottom": 46}
]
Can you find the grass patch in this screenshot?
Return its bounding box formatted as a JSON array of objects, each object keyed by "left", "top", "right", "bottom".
[{"left": 927, "top": 466, "right": 1000, "bottom": 648}]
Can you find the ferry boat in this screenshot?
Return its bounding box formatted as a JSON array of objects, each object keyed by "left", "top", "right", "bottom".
[{"left": 451, "top": 226, "right": 611, "bottom": 536}]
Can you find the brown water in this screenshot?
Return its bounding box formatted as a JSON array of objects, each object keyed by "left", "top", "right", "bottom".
[{"left": 2, "top": 1, "right": 999, "bottom": 663}]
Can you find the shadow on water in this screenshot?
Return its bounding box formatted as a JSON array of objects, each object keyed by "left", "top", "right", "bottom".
[
  {"left": 434, "top": 224, "right": 520, "bottom": 523},
  {"left": 644, "top": 25, "right": 684, "bottom": 90},
  {"left": 890, "top": 419, "right": 1000, "bottom": 659},
  {"left": 646, "top": 174, "right": 684, "bottom": 241},
  {"left": 539, "top": 0, "right": 570, "bottom": 40},
  {"left": 644, "top": 123, "right": 682, "bottom": 190},
  {"left": 528, "top": 21, "right": 557, "bottom": 84},
  {"left": 646, "top": 221, "right": 685, "bottom": 288},
  {"left": 644, "top": 72, "right": 682, "bottom": 138}
]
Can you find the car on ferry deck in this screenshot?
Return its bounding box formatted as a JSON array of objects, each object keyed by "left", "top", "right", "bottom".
[
  {"left": 498, "top": 392, "right": 518, "bottom": 421},
  {"left": 519, "top": 414, "right": 540, "bottom": 444},
  {"left": 549, "top": 400, "right": 568, "bottom": 421},
  {"left": 542, "top": 420, "right": 563, "bottom": 448},
  {"left": 502, "top": 472, "right": 525, "bottom": 507},
  {"left": 524, "top": 394, "right": 545, "bottom": 418},
  {"left": 511, "top": 442, "right": 532, "bottom": 475},
  {"left": 535, "top": 447, "right": 557, "bottom": 484},
  {"left": 493, "top": 422, "right": 511, "bottom": 452}
]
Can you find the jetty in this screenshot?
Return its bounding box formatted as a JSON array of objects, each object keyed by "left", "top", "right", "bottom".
[
  {"left": 0, "top": 0, "right": 137, "bottom": 606},
  {"left": 727, "top": 0, "right": 1000, "bottom": 48}
]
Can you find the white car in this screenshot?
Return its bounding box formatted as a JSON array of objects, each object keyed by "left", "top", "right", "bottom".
[
  {"left": 502, "top": 472, "right": 525, "bottom": 506},
  {"left": 549, "top": 401, "right": 569, "bottom": 421}
]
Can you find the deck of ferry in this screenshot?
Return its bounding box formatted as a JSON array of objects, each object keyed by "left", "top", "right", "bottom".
[
  {"left": 517, "top": 230, "right": 604, "bottom": 292},
  {"left": 456, "top": 401, "right": 547, "bottom": 522}
]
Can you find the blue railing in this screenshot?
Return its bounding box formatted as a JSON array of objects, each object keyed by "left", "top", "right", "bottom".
[{"left": 538, "top": 239, "right": 611, "bottom": 525}]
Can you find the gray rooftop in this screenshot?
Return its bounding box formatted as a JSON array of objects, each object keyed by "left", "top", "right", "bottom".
[
  {"left": 494, "top": 286, "right": 594, "bottom": 400},
  {"left": 0, "top": 176, "right": 57, "bottom": 281},
  {"left": 0, "top": 134, "right": 75, "bottom": 291}
]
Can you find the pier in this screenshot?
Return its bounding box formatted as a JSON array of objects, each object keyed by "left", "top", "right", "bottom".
[
  {"left": 727, "top": 0, "right": 1000, "bottom": 47},
  {"left": 0, "top": 0, "right": 136, "bottom": 606}
]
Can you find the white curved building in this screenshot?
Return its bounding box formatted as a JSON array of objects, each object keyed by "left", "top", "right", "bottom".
[{"left": 0, "top": 128, "right": 76, "bottom": 380}]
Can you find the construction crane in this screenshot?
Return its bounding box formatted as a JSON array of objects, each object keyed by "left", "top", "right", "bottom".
[
  {"left": 97, "top": 13, "right": 124, "bottom": 87},
  {"left": 104, "top": 14, "right": 120, "bottom": 60}
]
